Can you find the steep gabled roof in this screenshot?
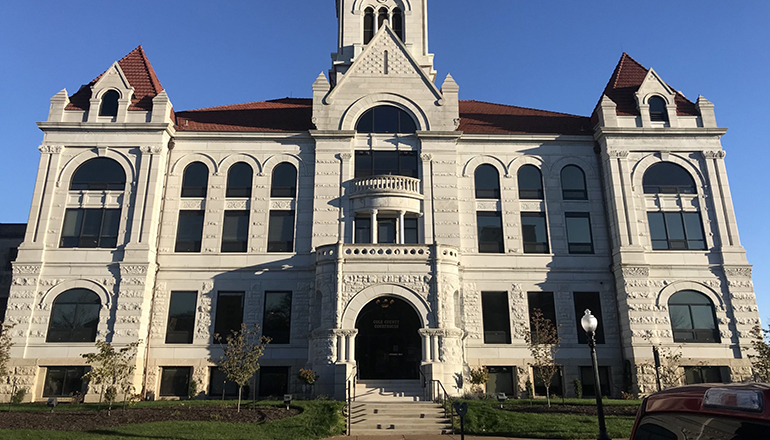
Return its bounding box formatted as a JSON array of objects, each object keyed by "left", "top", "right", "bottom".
[
  {"left": 600, "top": 53, "right": 698, "bottom": 117},
  {"left": 174, "top": 98, "right": 591, "bottom": 135},
  {"left": 66, "top": 46, "right": 164, "bottom": 111}
]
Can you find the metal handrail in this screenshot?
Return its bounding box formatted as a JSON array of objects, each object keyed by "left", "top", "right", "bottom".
[
  {"left": 345, "top": 365, "right": 357, "bottom": 436},
  {"left": 430, "top": 379, "right": 455, "bottom": 435}
]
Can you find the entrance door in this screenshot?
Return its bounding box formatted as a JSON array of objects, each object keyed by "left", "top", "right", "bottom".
[{"left": 355, "top": 296, "right": 421, "bottom": 380}]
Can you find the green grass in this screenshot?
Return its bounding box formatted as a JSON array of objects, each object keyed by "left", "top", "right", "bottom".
[
  {"left": 503, "top": 397, "right": 643, "bottom": 407},
  {"left": 451, "top": 400, "right": 637, "bottom": 440},
  {"left": 0, "top": 400, "right": 345, "bottom": 440}
]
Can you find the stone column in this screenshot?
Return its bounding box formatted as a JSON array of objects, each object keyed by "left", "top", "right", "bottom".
[
  {"left": 397, "top": 210, "right": 405, "bottom": 244},
  {"left": 370, "top": 209, "right": 379, "bottom": 244}
]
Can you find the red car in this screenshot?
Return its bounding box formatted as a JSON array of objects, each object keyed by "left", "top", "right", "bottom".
[{"left": 631, "top": 383, "right": 770, "bottom": 440}]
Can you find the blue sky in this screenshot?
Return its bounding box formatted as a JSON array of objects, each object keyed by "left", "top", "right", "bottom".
[{"left": 1, "top": 1, "right": 768, "bottom": 320}]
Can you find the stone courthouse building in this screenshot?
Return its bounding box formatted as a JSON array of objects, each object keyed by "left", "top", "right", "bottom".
[{"left": 2, "top": 0, "right": 760, "bottom": 402}]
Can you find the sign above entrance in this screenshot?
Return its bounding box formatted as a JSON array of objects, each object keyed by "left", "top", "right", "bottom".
[{"left": 373, "top": 319, "right": 400, "bottom": 329}]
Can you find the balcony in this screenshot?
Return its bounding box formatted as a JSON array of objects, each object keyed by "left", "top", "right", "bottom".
[
  {"left": 350, "top": 175, "right": 423, "bottom": 213},
  {"left": 316, "top": 243, "right": 460, "bottom": 264}
]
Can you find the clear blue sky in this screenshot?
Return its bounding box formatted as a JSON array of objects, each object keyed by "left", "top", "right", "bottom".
[{"left": 1, "top": 1, "right": 768, "bottom": 321}]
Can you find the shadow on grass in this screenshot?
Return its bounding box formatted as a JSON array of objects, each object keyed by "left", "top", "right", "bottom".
[{"left": 84, "top": 430, "right": 174, "bottom": 440}]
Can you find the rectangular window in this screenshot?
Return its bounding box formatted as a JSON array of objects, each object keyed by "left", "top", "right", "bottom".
[
  {"left": 43, "top": 366, "right": 86, "bottom": 397},
  {"left": 159, "top": 367, "right": 192, "bottom": 397},
  {"left": 565, "top": 213, "right": 594, "bottom": 254},
  {"left": 648, "top": 212, "right": 706, "bottom": 250},
  {"left": 522, "top": 212, "right": 549, "bottom": 253},
  {"left": 579, "top": 366, "right": 611, "bottom": 397},
  {"left": 477, "top": 212, "right": 504, "bottom": 253},
  {"left": 165, "top": 291, "right": 197, "bottom": 344},
  {"left": 533, "top": 366, "right": 563, "bottom": 397},
  {"left": 60, "top": 208, "right": 120, "bottom": 248},
  {"left": 684, "top": 366, "right": 730, "bottom": 385},
  {"left": 267, "top": 211, "right": 295, "bottom": 252},
  {"left": 527, "top": 291, "right": 557, "bottom": 337},
  {"left": 209, "top": 367, "right": 252, "bottom": 399},
  {"left": 403, "top": 217, "right": 419, "bottom": 244},
  {"left": 258, "top": 366, "right": 290, "bottom": 397},
  {"left": 355, "top": 216, "right": 372, "bottom": 244},
  {"left": 221, "top": 210, "right": 249, "bottom": 253},
  {"left": 481, "top": 292, "right": 511, "bottom": 344},
  {"left": 573, "top": 292, "right": 605, "bottom": 344},
  {"left": 214, "top": 292, "right": 244, "bottom": 338},
  {"left": 355, "top": 151, "right": 418, "bottom": 178},
  {"left": 263, "top": 291, "right": 292, "bottom": 344},
  {"left": 378, "top": 217, "right": 397, "bottom": 244},
  {"left": 175, "top": 210, "right": 205, "bottom": 253},
  {"left": 486, "top": 366, "right": 516, "bottom": 396}
]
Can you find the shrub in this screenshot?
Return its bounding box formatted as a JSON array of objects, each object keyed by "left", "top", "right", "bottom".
[
  {"left": 525, "top": 379, "right": 534, "bottom": 399},
  {"left": 298, "top": 368, "right": 319, "bottom": 385},
  {"left": 621, "top": 391, "right": 636, "bottom": 400},
  {"left": 188, "top": 379, "right": 199, "bottom": 401},
  {"left": 11, "top": 387, "right": 26, "bottom": 404},
  {"left": 573, "top": 379, "right": 583, "bottom": 399}
]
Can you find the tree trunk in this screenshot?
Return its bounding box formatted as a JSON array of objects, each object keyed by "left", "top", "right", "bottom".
[
  {"left": 545, "top": 385, "right": 551, "bottom": 408},
  {"left": 237, "top": 386, "right": 242, "bottom": 413}
]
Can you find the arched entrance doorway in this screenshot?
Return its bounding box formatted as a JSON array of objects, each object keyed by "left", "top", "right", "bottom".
[{"left": 355, "top": 296, "right": 421, "bottom": 380}]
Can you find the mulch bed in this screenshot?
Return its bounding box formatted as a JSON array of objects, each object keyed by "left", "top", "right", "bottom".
[
  {"left": 0, "top": 405, "right": 300, "bottom": 431},
  {"left": 504, "top": 404, "right": 638, "bottom": 416}
]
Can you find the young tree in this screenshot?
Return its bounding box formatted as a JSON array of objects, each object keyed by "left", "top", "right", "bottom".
[
  {"left": 82, "top": 340, "right": 140, "bottom": 415},
  {"left": 639, "top": 337, "right": 684, "bottom": 392},
  {"left": 525, "top": 308, "right": 561, "bottom": 407},
  {"left": 209, "top": 323, "right": 270, "bottom": 413},
  {"left": 748, "top": 325, "right": 770, "bottom": 383},
  {"left": 1, "top": 323, "right": 16, "bottom": 406}
]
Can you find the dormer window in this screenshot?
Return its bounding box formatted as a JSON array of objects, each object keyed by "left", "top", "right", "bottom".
[
  {"left": 98, "top": 90, "right": 120, "bottom": 117},
  {"left": 649, "top": 96, "right": 668, "bottom": 122}
]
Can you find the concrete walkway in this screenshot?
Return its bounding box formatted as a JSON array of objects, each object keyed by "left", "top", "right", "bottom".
[{"left": 326, "top": 436, "right": 628, "bottom": 440}]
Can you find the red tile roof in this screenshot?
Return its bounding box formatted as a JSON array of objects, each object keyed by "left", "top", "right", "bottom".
[
  {"left": 66, "top": 46, "right": 164, "bottom": 112},
  {"left": 174, "top": 98, "right": 592, "bottom": 135},
  {"left": 600, "top": 53, "right": 699, "bottom": 117}
]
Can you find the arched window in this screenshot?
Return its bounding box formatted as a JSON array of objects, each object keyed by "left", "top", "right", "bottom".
[
  {"left": 99, "top": 90, "right": 120, "bottom": 117},
  {"left": 392, "top": 8, "right": 404, "bottom": 40},
  {"left": 475, "top": 165, "right": 500, "bottom": 199},
  {"left": 649, "top": 96, "right": 668, "bottom": 122},
  {"left": 70, "top": 158, "right": 126, "bottom": 191},
  {"left": 46, "top": 289, "right": 101, "bottom": 343},
  {"left": 561, "top": 165, "right": 587, "bottom": 200},
  {"left": 668, "top": 290, "right": 720, "bottom": 343},
  {"left": 271, "top": 163, "right": 298, "bottom": 198},
  {"left": 226, "top": 162, "right": 253, "bottom": 198},
  {"left": 356, "top": 105, "right": 417, "bottom": 134},
  {"left": 643, "top": 162, "right": 696, "bottom": 194},
  {"left": 518, "top": 165, "right": 544, "bottom": 199},
  {"left": 378, "top": 7, "right": 389, "bottom": 29},
  {"left": 364, "top": 7, "right": 375, "bottom": 44},
  {"left": 181, "top": 162, "right": 209, "bottom": 198}
]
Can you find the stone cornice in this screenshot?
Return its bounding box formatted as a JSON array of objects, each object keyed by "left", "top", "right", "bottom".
[
  {"left": 174, "top": 131, "right": 314, "bottom": 141},
  {"left": 594, "top": 126, "right": 728, "bottom": 140},
  {"left": 37, "top": 121, "right": 175, "bottom": 134},
  {"left": 458, "top": 133, "right": 593, "bottom": 143}
]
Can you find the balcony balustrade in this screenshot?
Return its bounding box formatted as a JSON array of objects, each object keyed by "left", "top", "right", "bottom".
[{"left": 350, "top": 174, "right": 423, "bottom": 213}]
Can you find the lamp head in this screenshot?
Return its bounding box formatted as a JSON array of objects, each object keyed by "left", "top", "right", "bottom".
[{"left": 581, "top": 309, "right": 598, "bottom": 334}]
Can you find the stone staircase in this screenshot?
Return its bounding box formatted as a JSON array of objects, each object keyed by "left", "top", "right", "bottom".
[{"left": 348, "top": 380, "right": 452, "bottom": 436}]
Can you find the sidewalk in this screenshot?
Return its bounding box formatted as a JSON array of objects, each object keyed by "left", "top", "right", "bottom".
[{"left": 326, "top": 436, "right": 612, "bottom": 440}]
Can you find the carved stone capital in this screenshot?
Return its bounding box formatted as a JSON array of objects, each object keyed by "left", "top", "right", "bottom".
[
  {"left": 337, "top": 152, "right": 352, "bottom": 161},
  {"left": 38, "top": 145, "right": 63, "bottom": 154},
  {"left": 607, "top": 149, "right": 629, "bottom": 158},
  {"left": 621, "top": 266, "right": 650, "bottom": 278},
  {"left": 702, "top": 150, "right": 726, "bottom": 160},
  {"left": 140, "top": 146, "right": 163, "bottom": 155},
  {"left": 420, "top": 153, "right": 433, "bottom": 162},
  {"left": 724, "top": 266, "right": 752, "bottom": 278}
]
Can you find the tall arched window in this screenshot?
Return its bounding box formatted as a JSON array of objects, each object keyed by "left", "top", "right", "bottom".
[
  {"left": 70, "top": 158, "right": 126, "bottom": 191},
  {"left": 181, "top": 162, "right": 209, "bottom": 198},
  {"left": 518, "top": 165, "right": 544, "bottom": 199},
  {"left": 226, "top": 162, "right": 253, "bottom": 198},
  {"left": 561, "top": 165, "right": 587, "bottom": 200},
  {"left": 668, "top": 290, "right": 720, "bottom": 343},
  {"left": 271, "top": 163, "right": 298, "bottom": 198},
  {"left": 378, "top": 7, "right": 389, "bottom": 29},
  {"left": 364, "top": 7, "right": 375, "bottom": 44},
  {"left": 643, "top": 162, "right": 696, "bottom": 194},
  {"left": 356, "top": 105, "right": 417, "bottom": 134},
  {"left": 46, "top": 289, "right": 101, "bottom": 343},
  {"left": 99, "top": 90, "right": 120, "bottom": 117},
  {"left": 649, "top": 96, "right": 668, "bottom": 122},
  {"left": 475, "top": 165, "right": 500, "bottom": 199},
  {"left": 392, "top": 8, "right": 404, "bottom": 40}
]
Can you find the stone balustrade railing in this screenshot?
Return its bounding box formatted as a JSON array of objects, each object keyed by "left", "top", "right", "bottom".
[
  {"left": 316, "top": 243, "right": 460, "bottom": 263},
  {"left": 351, "top": 174, "right": 422, "bottom": 197}
]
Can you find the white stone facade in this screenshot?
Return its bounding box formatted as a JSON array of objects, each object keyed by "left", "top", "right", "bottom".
[{"left": 2, "top": 0, "right": 758, "bottom": 402}]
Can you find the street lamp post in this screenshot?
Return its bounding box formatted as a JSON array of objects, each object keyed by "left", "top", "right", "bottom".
[{"left": 581, "top": 309, "right": 611, "bottom": 440}]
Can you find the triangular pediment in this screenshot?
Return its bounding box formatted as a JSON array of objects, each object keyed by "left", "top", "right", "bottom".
[
  {"left": 636, "top": 68, "right": 676, "bottom": 103},
  {"left": 325, "top": 24, "right": 442, "bottom": 103},
  {"left": 92, "top": 62, "right": 134, "bottom": 94}
]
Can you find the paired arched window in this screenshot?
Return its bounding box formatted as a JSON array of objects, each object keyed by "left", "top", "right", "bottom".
[
  {"left": 649, "top": 96, "right": 668, "bottom": 122},
  {"left": 363, "top": 6, "right": 404, "bottom": 43},
  {"left": 70, "top": 158, "right": 126, "bottom": 191},
  {"left": 46, "top": 289, "right": 101, "bottom": 343},
  {"left": 364, "top": 7, "right": 376, "bottom": 44},
  {"left": 356, "top": 105, "right": 417, "bottom": 134},
  {"left": 668, "top": 290, "right": 720, "bottom": 343},
  {"left": 226, "top": 162, "right": 253, "bottom": 198},
  {"left": 474, "top": 165, "right": 500, "bottom": 199},
  {"left": 181, "top": 162, "right": 209, "bottom": 198},
  {"left": 643, "top": 162, "right": 696, "bottom": 194},
  {"left": 99, "top": 90, "right": 120, "bottom": 117},
  {"left": 518, "top": 165, "right": 544, "bottom": 199},
  {"left": 378, "top": 7, "right": 389, "bottom": 29},
  {"left": 561, "top": 165, "right": 587, "bottom": 200},
  {"left": 271, "top": 163, "right": 298, "bottom": 198},
  {"left": 392, "top": 8, "right": 404, "bottom": 40}
]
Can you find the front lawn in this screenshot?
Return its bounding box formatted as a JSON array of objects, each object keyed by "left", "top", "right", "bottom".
[{"left": 0, "top": 400, "right": 345, "bottom": 440}]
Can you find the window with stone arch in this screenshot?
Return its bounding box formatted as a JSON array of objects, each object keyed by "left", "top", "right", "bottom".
[
  {"left": 356, "top": 105, "right": 417, "bottom": 134},
  {"left": 70, "top": 157, "right": 126, "bottom": 191},
  {"left": 561, "top": 165, "right": 587, "bottom": 200},
  {"left": 643, "top": 162, "right": 696, "bottom": 195},
  {"left": 363, "top": 5, "right": 405, "bottom": 43},
  {"left": 99, "top": 90, "right": 120, "bottom": 117},
  {"left": 181, "top": 162, "right": 209, "bottom": 198},
  {"left": 518, "top": 164, "right": 544, "bottom": 200},
  {"left": 644, "top": 161, "right": 705, "bottom": 250},
  {"left": 270, "top": 163, "right": 298, "bottom": 198},
  {"left": 474, "top": 164, "right": 501, "bottom": 199},
  {"left": 668, "top": 290, "right": 720, "bottom": 343},
  {"left": 226, "top": 162, "right": 253, "bottom": 198},
  {"left": 648, "top": 95, "right": 668, "bottom": 122},
  {"left": 46, "top": 288, "right": 101, "bottom": 343},
  {"left": 364, "top": 7, "right": 376, "bottom": 44}
]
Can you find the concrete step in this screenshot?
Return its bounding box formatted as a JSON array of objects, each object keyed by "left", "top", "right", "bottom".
[
  {"left": 347, "top": 401, "right": 452, "bottom": 436},
  {"left": 354, "top": 379, "right": 426, "bottom": 402}
]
